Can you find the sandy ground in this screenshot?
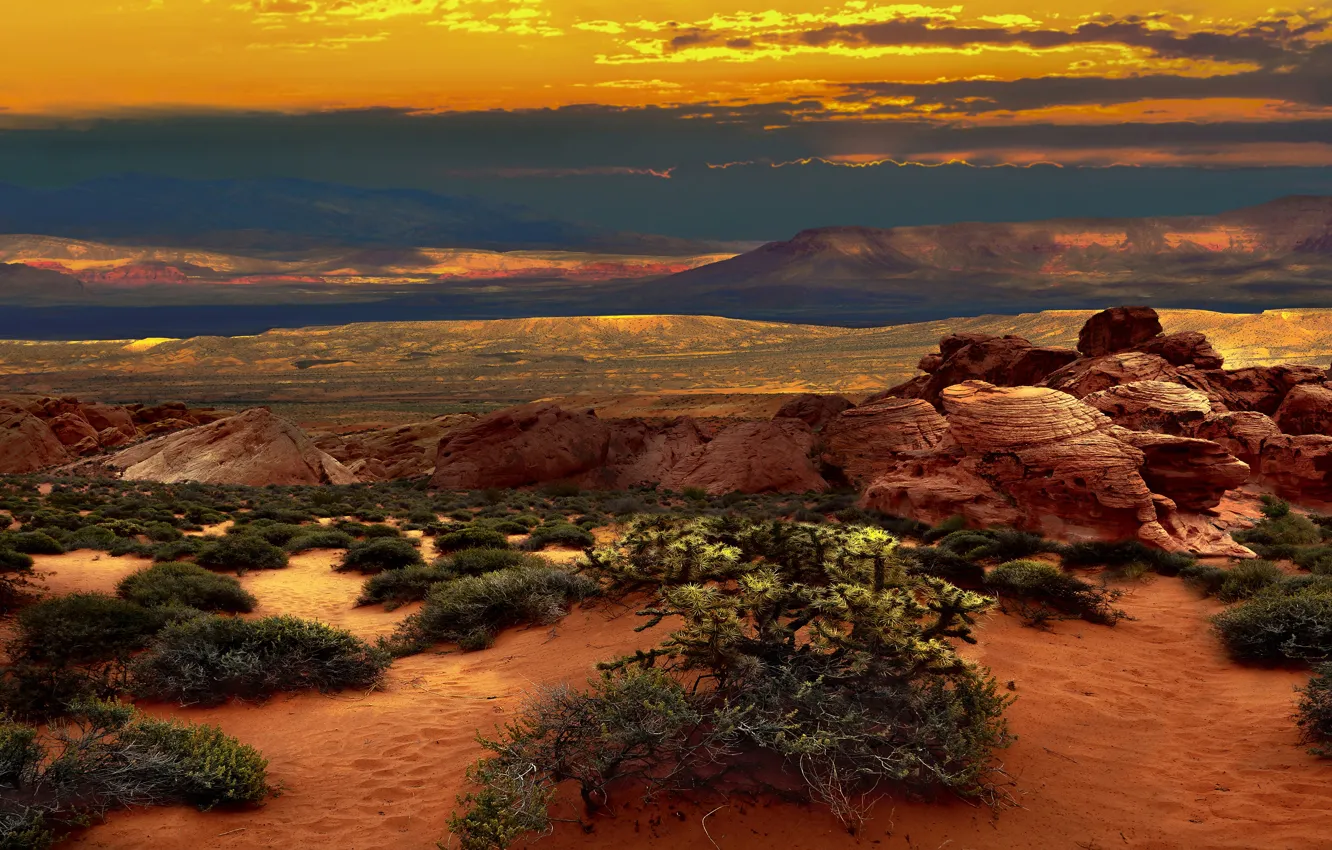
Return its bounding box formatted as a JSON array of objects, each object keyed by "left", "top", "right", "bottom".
[{"left": 21, "top": 551, "right": 1326, "bottom": 850}]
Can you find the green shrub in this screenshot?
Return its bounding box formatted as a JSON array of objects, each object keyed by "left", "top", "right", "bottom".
[
  {"left": 520, "top": 523, "right": 595, "bottom": 551},
  {"left": 1058, "top": 539, "right": 1196, "bottom": 576},
  {"left": 1297, "top": 663, "right": 1332, "bottom": 756},
  {"left": 450, "top": 548, "right": 540, "bottom": 577},
  {"left": 1235, "top": 512, "right": 1322, "bottom": 547},
  {"left": 901, "top": 545, "right": 985, "bottom": 587},
  {"left": 130, "top": 615, "right": 391, "bottom": 705},
  {"left": 436, "top": 526, "right": 511, "bottom": 553},
  {"left": 985, "top": 560, "right": 1125, "bottom": 625},
  {"left": 483, "top": 519, "right": 529, "bottom": 536},
  {"left": 0, "top": 548, "right": 34, "bottom": 572},
  {"left": 363, "top": 523, "right": 403, "bottom": 539},
  {"left": 0, "top": 700, "right": 270, "bottom": 845},
  {"left": 228, "top": 521, "right": 306, "bottom": 546},
  {"left": 922, "top": 514, "right": 967, "bottom": 543},
  {"left": 337, "top": 537, "right": 423, "bottom": 573},
  {"left": 1213, "top": 589, "right": 1332, "bottom": 661},
  {"left": 1215, "top": 559, "right": 1287, "bottom": 602},
  {"left": 284, "top": 528, "right": 354, "bottom": 553},
  {"left": 12, "top": 593, "right": 167, "bottom": 666},
  {"left": 1293, "top": 546, "right": 1332, "bottom": 575},
  {"left": 60, "top": 525, "right": 118, "bottom": 552},
  {"left": 196, "top": 535, "right": 288, "bottom": 572},
  {"left": 389, "top": 567, "right": 600, "bottom": 654},
  {"left": 0, "top": 531, "right": 64, "bottom": 555},
  {"left": 116, "top": 563, "right": 256, "bottom": 614},
  {"left": 151, "top": 537, "right": 207, "bottom": 562},
  {"left": 358, "top": 563, "right": 455, "bottom": 609},
  {"left": 142, "top": 521, "right": 183, "bottom": 543}
]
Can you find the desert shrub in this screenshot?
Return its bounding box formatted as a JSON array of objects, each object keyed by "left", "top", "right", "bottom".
[
  {"left": 937, "top": 530, "right": 997, "bottom": 559},
  {"left": 1249, "top": 542, "right": 1303, "bottom": 562},
  {"left": 450, "top": 548, "right": 539, "bottom": 577},
  {"left": 130, "top": 615, "right": 391, "bottom": 705},
  {"left": 1297, "top": 663, "right": 1332, "bottom": 756},
  {"left": 923, "top": 514, "right": 968, "bottom": 543},
  {"left": 973, "top": 528, "right": 1059, "bottom": 562},
  {"left": 116, "top": 563, "right": 256, "bottom": 614},
  {"left": 151, "top": 537, "right": 207, "bottom": 562},
  {"left": 436, "top": 526, "right": 511, "bottom": 553},
  {"left": 358, "top": 563, "right": 455, "bottom": 609},
  {"left": 483, "top": 519, "right": 529, "bottom": 536},
  {"left": 0, "top": 531, "right": 64, "bottom": 555},
  {"left": 228, "top": 521, "right": 306, "bottom": 546},
  {"left": 12, "top": 593, "right": 168, "bottom": 666},
  {"left": 196, "top": 535, "right": 288, "bottom": 572},
  {"left": 59, "top": 525, "right": 118, "bottom": 552},
  {"left": 0, "top": 700, "right": 270, "bottom": 846},
  {"left": 362, "top": 523, "right": 403, "bottom": 539},
  {"left": 1178, "top": 562, "right": 1230, "bottom": 596},
  {"left": 1292, "top": 546, "right": 1332, "bottom": 575},
  {"left": 284, "top": 528, "right": 355, "bottom": 552},
  {"left": 0, "top": 548, "right": 34, "bottom": 572},
  {"left": 540, "top": 481, "right": 581, "bottom": 498},
  {"left": 985, "top": 560, "right": 1125, "bottom": 626},
  {"left": 454, "top": 518, "right": 1014, "bottom": 841},
  {"left": 142, "top": 521, "right": 183, "bottom": 543},
  {"left": 1214, "top": 560, "right": 1287, "bottom": 603},
  {"left": 901, "top": 545, "right": 986, "bottom": 587},
  {"left": 336, "top": 537, "right": 423, "bottom": 573},
  {"left": 1213, "top": 589, "right": 1332, "bottom": 661},
  {"left": 1235, "top": 510, "right": 1322, "bottom": 548},
  {"left": 520, "top": 523, "right": 595, "bottom": 551},
  {"left": 1058, "top": 539, "right": 1196, "bottom": 576},
  {"left": 389, "top": 567, "right": 600, "bottom": 654}
]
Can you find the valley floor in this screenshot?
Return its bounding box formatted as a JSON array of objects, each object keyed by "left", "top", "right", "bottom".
[{"left": 30, "top": 548, "right": 1328, "bottom": 850}]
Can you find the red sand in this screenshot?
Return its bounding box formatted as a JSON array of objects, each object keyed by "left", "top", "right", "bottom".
[{"left": 34, "top": 555, "right": 1328, "bottom": 850}]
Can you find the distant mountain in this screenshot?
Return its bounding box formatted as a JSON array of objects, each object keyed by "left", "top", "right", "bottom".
[
  {"left": 656, "top": 195, "right": 1332, "bottom": 320},
  {"left": 0, "top": 263, "right": 85, "bottom": 303},
  {"left": 0, "top": 175, "right": 705, "bottom": 254}
]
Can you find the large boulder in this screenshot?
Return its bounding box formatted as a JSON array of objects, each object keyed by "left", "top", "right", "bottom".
[
  {"left": 822, "top": 398, "right": 949, "bottom": 486},
  {"left": 878, "top": 335, "right": 1078, "bottom": 407},
  {"left": 79, "top": 403, "right": 137, "bottom": 440},
  {"left": 431, "top": 403, "right": 610, "bottom": 489},
  {"left": 1042, "top": 351, "right": 1182, "bottom": 398},
  {"left": 1111, "top": 429, "right": 1250, "bottom": 511},
  {"left": 0, "top": 402, "right": 71, "bottom": 473},
  {"left": 1258, "top": 435, "right": 1332, "bottom": 503},
  {"left": 1082, "top": 381, "right": 1213, "bottom": 434},
  {"left": 318, "top": 414, "right": 477, "bottom": 480},
  {"left": 1273, "top": 383, "right": 1332, "bottom": 436},
  {"left": 772, "top": 393, "right": 853, "bottom": 430},
  {"left": 1077, "top": 306, "right": 1164, "bottom": 357},
  {"left": 660, "top": 419, "right": 829, "bottom": 495},
  {"left": 1203, "top": 365, "right": 1329, "bottom": 414},
  {"left": 1188, "top": 412, "right": 1282, "bottom": 466},
  {"left": 68, "top": 408, "right": 358, "bottom": 485},
  {"left": 45, "top": 413, "right": 101, "bottom": 456},
  {"left": 589, "top": 418, "right": 712, "bottom": 490},
  {"left": 1133, "top": 331, "right": 1224, "bottom": 369}
]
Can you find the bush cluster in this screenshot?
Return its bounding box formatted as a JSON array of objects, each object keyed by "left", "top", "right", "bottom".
[{"left": 984, "top": 560, "right": 1125, "bottom": 626}]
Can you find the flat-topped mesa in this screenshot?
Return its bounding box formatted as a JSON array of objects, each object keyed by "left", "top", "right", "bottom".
[
  {"left": 1082, "top": 380, "right": 1213, "bottom": 434},
  {"left": 822, "top": 398, "right": 949, "bottom": 486}
]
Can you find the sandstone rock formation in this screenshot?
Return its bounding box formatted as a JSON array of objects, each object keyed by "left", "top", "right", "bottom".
[
  {"left": 1077, "top": 306, "right": 1164, "bottom": 357},
  {"left": 1111, "top": 429, "right": 1250, "bottom": 511},
  {"left": 432, "top": 404, "right": 612, "bottom": 489},
  {"left": 0, "top": 401, "right": 71, "bottom": 473},
  {"left": 772, "top": 393, "right": 853, "bottom": 430},
  {"left": 67, "top": 408, "right": 358, "bottom": 485},
  {"left": 1134, "top": 331, "right": 1224, "bottom": 369},
  {"left": 1258, "top": 435, "right": 1332, "bottom": 503},
  {"left": 315, "top": 414, "right": 477, "bottom": 480},
  {"left": 45, "top": 412, "right": 102, "bottom": 455},
  {"left": 582, "top": 418, "right": 712, "bottom": 490},
  {"left": 1042, "top": 351, "right": 1183, "bottom": 398},
  {"left": 822, "top": 398, "right": 948, "bottom": 486},
  {"left": 876, "top": 334, "right": 1078, "bottom": 407},
  {"left": 660, "top": 419, "right": 828, "bottom": 495},
  {"left": 1188, "top": 412, "right": 1283, "bottom": 467},
  {"left": 1082, "top": 381, "right": 1213, "bottom": 434},
  {"left": 1204, "top": 365, "right": 1328, "bottom": 414},
  {"left": 1273, "top": 383, "right": 1332, "bottom": 436}
]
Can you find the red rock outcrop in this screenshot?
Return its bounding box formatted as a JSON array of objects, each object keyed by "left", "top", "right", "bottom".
[
  {"left": 65, "top": 408, "right": 357, "bottom": 485},
  {"left": 1258, "top": 435, "right": 1332, "bottom": 502},
  {"left": 1042, "top": 351, "right": 1189, "bottom": 399},
  {"left": 581, "top": 418, "right": 712, "bottom": 490},
  {"left": 1188, "top": 412, "right": 1282, "bottom": 466},
  {"left": 1111, "top": 428, "right": 1250, "bottom": 511},
  {"left": 80, "top": 403, "right": 137, "bottom": 439},
  {"left": 772, "top": 393, "right": 853, "bottom": 430},
  {"left": 1202, "top": 365, "right": 1328, "bottom": 414},
  {"left": 316, "top": 414, "right": 477, "bottom": 480},
  {"left": 822, "top": 398, "right": 949, "bottom": 486},
  {"left": 431, "top": 403, "right": 611, "bottom": 489},
  {"left": 660, "top": 419, "right": 828, "bottom": 495},
  {"left": 0, "top": 401, "right": 71, "bottom": 473},
  {"left": 1082, "top": 381, "right": 1213, "bottom": 434},
  {"left": 1077, "top": 306, "right": 1164, "bottom": 357},
  {"left": 45, "top": 413, "right": 102, "bottom": 456},
  {"left": 1133, "top": 331, "right": 1224, "bottom": 369},
  {"left": 878, "top": 334, "right": 1078, "bottom": 407},
  {"left": 1273, "top": 383, "right": 1332, "bottom": 436}
]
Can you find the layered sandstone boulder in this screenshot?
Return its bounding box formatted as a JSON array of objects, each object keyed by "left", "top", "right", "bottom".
[
  {"left": 660, "top": 419, "right": 829, "bottom": 495},
  {"left": 877, "top": 334, "right": 1078, "bottom": 407},
  {"left": 1082, "top": 381, "right": 1213, "bottom": 434},
  {"left": 45, "top": 413, "right": 102, "bottom": 455},
  {"left": 583, "top": 418, "right": 712, "bottom": 490},
  {"left": 1204, "top": 365, "right": 1328, "bottom": 414},
  {"left": 68, "top": 408, "right": 358, "bottom": 485},
  {"left": 1134, "top": 331, "right": 1224, "bottom": 370},
  {"left": 80, "top": 403, "right": 137, "bottom": 440},
  {"left": 1111, "top": 429, "right": 1250, "bottom": 511},
  {"left": 1258, "top": 435, "right": 1332, "bottom": 503},
  {"left": 0, "top": 402, "right": 71, "bottom": 473},
  {"left": 1273, "top": 383, "right": 1332, "bottom": 436},
  {"left": 822, "top": 398, "right": 948, "bottom": 486},
  {"left": 1077, "top": 306, "right": 1164, "bottom": 357},
  {"left": 317, "top": 414, "right": 478, "bottom": 480},
  {"left": 1188, "top": 412, "right": 1282, "bottom": 466},
  {"left": 431, "top": 403, "right": 611, "bottom": 489},
  {"left": 1042, "top": 351, "right": 1183, "bottom": 398},
  {"left": 772, "top": 393, "right": 853, "bottom": 430}
]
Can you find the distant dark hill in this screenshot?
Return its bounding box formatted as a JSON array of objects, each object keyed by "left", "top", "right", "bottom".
[
  {"left": 656, "top": 195, "right": 1332, "bottom": 319},
  {"left": 0, "top": 263, "right": 85, "bottom": 303},
  {"left": 0, "top": 175, "right": 704, "bottom": 254}
]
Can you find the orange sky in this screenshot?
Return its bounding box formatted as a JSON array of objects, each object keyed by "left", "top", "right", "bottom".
[{"left": 4, "top": 0, "right": 1328, "bottom": 124}]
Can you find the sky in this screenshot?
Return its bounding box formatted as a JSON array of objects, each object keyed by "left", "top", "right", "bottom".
[{"left": 3, "top": 1, "right": 1332, "bottom": 237}]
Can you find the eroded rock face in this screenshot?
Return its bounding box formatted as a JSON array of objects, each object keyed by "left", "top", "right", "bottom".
[
  {"left": 317, "top": 414, "right": 477, "bottom": 480},
  {"left": 431, "top": 403, "right": 610, "bottom": 489},
  {"left": 67, "top": 408, "right": 357, "bottom": 485},
  {"left": 822, "top": 398, "right": 949, "bottom": 486},
  {"left": 661, "top": 419, "right": 829, "bottom": 495},
  {"left": 1259, "top": 435, "right": 1332, "bottom": 502},
  {"left": 45, "top": 413, "right": 102, "bottom": 455},
  {"left": 881, "top": 335, "right": 1078, "bottom": 407},
  {"left": 580, "top": 417, "right": 712, "bottom": 489},
  {"left": 1042, "top": 351, "right": 1182, "bottom": 398},
  {"left": 1274, "top": 383, "right": 1332, "bottom": 436},
  {"left": 1188, "top": 412, "right": 1282, "bottom": 466},
  {"left": 0, "top": 402, "right": 71, "bottom": 473},
  {"left": 1077, "top": 305, "right": 1164, "bottom": 357},
  {"left": 1082, "top": 381, "right": 1213, "bottom": 434},
  {"left": 772, "top": 393, "right": 853, "bottom": 430},
  {"left": 80, "top": 403, "right": 137, "bottom": 439},
  {"left": 1133, "top": 331, "right": 1224, "bottom": 369},
  {"left": 1111, "top": 429, "right": 1250, "bottom": 511},
  {"left": 1203, "top": 365, "right": 1329, "bottom": 414}
]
